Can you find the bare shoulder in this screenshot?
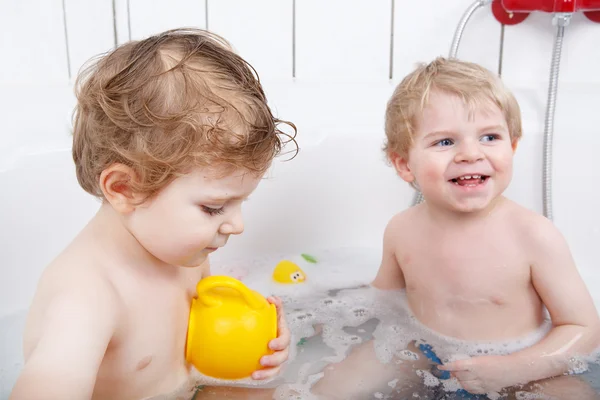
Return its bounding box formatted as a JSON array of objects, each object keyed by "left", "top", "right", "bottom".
[
  {"left": 373, "top": 207, "right": 418, "bottom": 289},
  {"left": 24, "top": 246, "right": 121, "bottom": 359},
  {"left": 500, "top": 199, "right": 567, "bottom": 260},
  {"left": 503, "top": 200, "right": 562, "bottom": 244},
  {"left": 385, "top": 203, "right": 422, "bottom": 236},
  {"left": 13, "top": 247, "right": 122, "bottom": 400},
  {"left": 33, "top": 244, "right": 120, "bottom": 306}
]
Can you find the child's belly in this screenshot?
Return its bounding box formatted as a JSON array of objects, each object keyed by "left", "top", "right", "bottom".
[
  {"left": 405, "top": 282, "right": 546, "bottom": 342},
  {"left": 402, "top": 249, "right": 545, "bottom": 342}
]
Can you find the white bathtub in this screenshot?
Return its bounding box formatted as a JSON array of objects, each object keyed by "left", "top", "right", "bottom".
[{"left": 1, "top": 80, "right": 599, "bottom": 397}]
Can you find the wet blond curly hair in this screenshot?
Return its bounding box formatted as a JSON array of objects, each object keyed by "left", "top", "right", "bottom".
[
  {"left": 72, "top": 28, "right": 296, "bottom": 201},
  {"left": 384, "top": 57, "right": 522, "bottom": 159}
]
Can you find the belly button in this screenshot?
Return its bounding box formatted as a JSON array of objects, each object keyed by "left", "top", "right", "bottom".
[
  {"left": 490, "top": 296, "right": 504, "bottom": 306},
  {"left": 136, "top": 355, "right": 153, "bottom": 371}
]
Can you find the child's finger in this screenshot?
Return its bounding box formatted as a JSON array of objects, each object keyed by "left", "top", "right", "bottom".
[
  {"left": 438, "top": 359, "right": 471, "bottom": 372},
  {"left": 260, "top": 347, "right": 289, "bottom": 367},
  {"left": 437, "top": 363, "right": 452, "bottom": 371},
  {"left": 251, "top": 365, "right": 281, "bottom": 380},
  {"left": 269, "top": 334, "right": 289, "bottom": 351},
  {"left": 273, "top": 319, "right": 291, "bottom": 347},
  {"left": 267, "top": 295, "right": 291, "bottom": 347},
  {"left": 267, "top": 295, "right": 282, "bottom": 308}
]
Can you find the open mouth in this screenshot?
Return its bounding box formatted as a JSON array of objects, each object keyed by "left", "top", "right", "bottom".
[{"left": 449, "top": 174, "right": 489, "bottom": 187}]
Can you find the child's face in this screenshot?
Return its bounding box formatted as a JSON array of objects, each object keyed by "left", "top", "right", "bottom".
[
  {"left": 126, "top": 167, "right": 262, "bottom": 268},
  {"left": 402, "top": 91, "right": 516, "bottom": 213}
]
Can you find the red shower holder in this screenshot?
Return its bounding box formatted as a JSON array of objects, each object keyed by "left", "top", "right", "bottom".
[{"left": 492, "top": 0, "right": 600, "bottom": 24}]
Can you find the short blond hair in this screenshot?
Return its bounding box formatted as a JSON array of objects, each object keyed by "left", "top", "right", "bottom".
[
  {"left": 384, "top": 57, "right": 522, "bottom": 159},
  {"left": 72, "top": 28, "right": 296, "bottom": 201}
]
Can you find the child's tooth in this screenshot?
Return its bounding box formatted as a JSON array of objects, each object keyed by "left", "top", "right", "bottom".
[{"left": 464, "top": 175, "right": 471, "bottom": 179}]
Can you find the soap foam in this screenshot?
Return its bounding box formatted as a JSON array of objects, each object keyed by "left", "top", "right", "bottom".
[{"left": 208, "top": 248, "right": 599, "bottom": 398}]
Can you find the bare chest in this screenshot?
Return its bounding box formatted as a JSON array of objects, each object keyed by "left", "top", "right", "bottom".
[
  {"left": 398, "top": 231, "right": 530, "bottom": 304},
  {"left": 95, "top": 271, "right": 200, "bottom": 398},
  {"left": 120, "top": 284, "right": 191, "bottom": 364}
]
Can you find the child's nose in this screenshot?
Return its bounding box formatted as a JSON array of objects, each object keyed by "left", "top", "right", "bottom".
[
  {"left": 454, "top": 141, "right": 484, "bottom": 163},
  {"left": 219, "top": 210, "right": 245, "bottom": 235}
]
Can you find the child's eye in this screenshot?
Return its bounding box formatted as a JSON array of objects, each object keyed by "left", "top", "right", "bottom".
[
  {"left": 434, "top": 138, "right": 454, "bottom": 147},
  {"left": 201, "top": 205, "right": 225, "bottom": 216},
  {"left": 481, "top": 134, "right": 500, "bottom": 142}
]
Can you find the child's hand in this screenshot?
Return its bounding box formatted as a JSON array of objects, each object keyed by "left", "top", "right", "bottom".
[
  {"left": 251, "top": 296, "right": 291, "bottom": 380},
  {"left": 438, "top": 354, "right": 525, "bottom": 394}
]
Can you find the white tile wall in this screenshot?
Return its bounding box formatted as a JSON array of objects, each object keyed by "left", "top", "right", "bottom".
[
  {"left": 295, "top": 0, "right": 391, "bottom": 81},
  {"left": 0, "top": 0, "right": 599, "bottom": 322},
  {"left": 208, "top": 0, "right": 294, "bottom": 80},
  {"left": 128, "top": 0, "right": 207, "bottom": 41},
  {"left": 64, "top": 0, "right": 115, "bottom": 79},
  {"left": 0, "top": 0, "right": 69, "bottom": 85}
]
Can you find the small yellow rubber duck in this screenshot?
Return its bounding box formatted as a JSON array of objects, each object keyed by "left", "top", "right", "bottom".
[{"left": 272, "top": 260, "right": 307, "bottom": 284}]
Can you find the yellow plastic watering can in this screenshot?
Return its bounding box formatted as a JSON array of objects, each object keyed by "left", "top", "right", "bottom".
[{"left": 185, "top": 275, "right": 277, "bottom": 379}]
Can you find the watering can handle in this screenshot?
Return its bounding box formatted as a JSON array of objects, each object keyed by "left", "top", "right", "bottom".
[{"left": 196, "top": 276, "right": 267, "bottom": 310}]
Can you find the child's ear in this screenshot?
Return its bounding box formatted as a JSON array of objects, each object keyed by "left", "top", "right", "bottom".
[
  {"left": 99, "top": 164, "right": 143, "bottom": 214},
  {"left": 389, "top": 152, "right": 415, "bottom": 184},
  {"left": 512, "top": 139, "right": 519, "bottom": 152}
]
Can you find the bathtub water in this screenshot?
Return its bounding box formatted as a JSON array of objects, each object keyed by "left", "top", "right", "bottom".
[
  {"left": 1, "top": 247, "right": 599, "bottom": 399},
  {"left": 203, "top": 247, "right": 600, "bottom": 399}
]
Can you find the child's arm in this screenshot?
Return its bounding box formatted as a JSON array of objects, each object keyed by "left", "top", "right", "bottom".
[
  {"left": 372, "top": 217, "right": 406, "bottom": 290},
  {"left": 441, "top": 217, "right": 600, "bottom": 393},
  {"left": 10, "top": 284, "right": 119, "bottom": 400},
  {"left": 513, "top": 218, "right": 600, "bottom": 377}
]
